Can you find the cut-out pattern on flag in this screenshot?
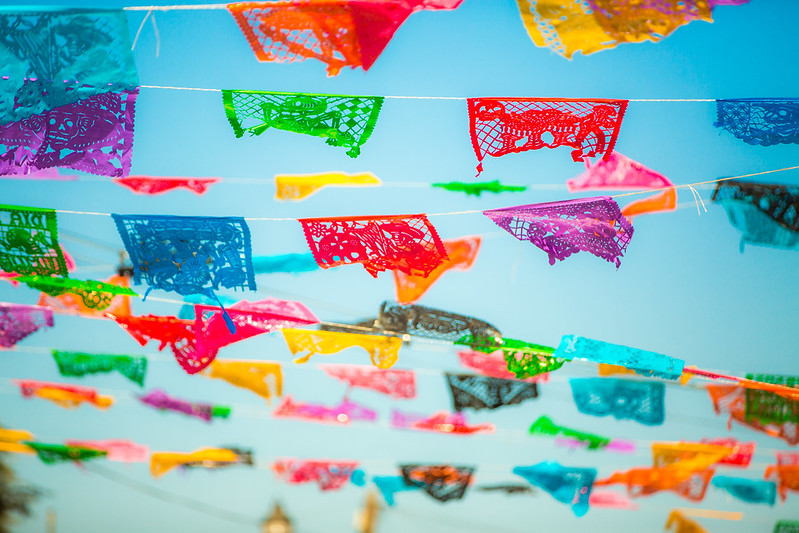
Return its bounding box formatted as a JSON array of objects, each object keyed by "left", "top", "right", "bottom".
[
  {"left": 15, "top": 379, "right": 113, "bottom": 409},
  {"left": 282, "top": 328, "right": 402, "bottom": 369},
  {"left": 702, "top": 438, "right": 754, "bottom": 467},
  {"left": 513, "top": 462, "right": 596, "bottom": 517},
  {"left": 0, "top": 302, "right": 53, "bottom": 348},
  {"left": 300, "top": 213, "right": 447, "bottom": 277},
  {"left": 111, "top": 314, "right": 201, "bottom": 373},
  {"left": 17, "top": 275, "right": 138, "bottom": 311},
  {"left": 0, "top": 205, "right": 68, "bottom": 277},
  {"left": 484, "top": 197, "right": 634, "bottom": 267},
  {"left": 711, "top": 476, "right": 776, "bottom": 505},
  {"left": 595, "top": 467, "right": 715, "bottom": 502},
  {"left": 433, "top": 180, "right": 527, "bottom": 197},
  {"left": 374, "top": 475, "right": 420, "bottom": 506},
  {"left": 25, "top": 442, "right": 107, "bottom": 465},
  {"left": 113, "top": 176, "right": 220, "bottom": 196},
  {"left": 775, "top": 521, "right": 799, "bottom": 533},
  {"left": 712, "top": 180, "right": 799, "bottom": 251},
  {"left": 222, "top": 90, "right": 383, "bottom": 157},
  {"left": 150, "top": 448, "right": 243, "bottom": 478},
  {"left": 319, "top": 364, "right": 416, "bottom": 399},
  {"left": 457, "top": 349, "right": 549, "bottom": 383},
  {"left": 766, "top": 464, "right": 799, "bottom": 501},
  {"left": 0, "top": 8, "right": 137, "bottom": 123},
  {"left": 138, "top": 389, "right": 230, "bottom": 423},
  {"left": 227, "top": 1, "right": 463, "bottom": 76},
  {"left": 376, "top": 301, "right": 500, "bottom": 343},
  {"left": 275, "top": 172, "right": 380, "bottom": 201},
  {"left": 65, "top": 439, "right": 149, "bottom": 463},
  {"left": 459, "top": 336, "right": 561, "bottom": 379},
  {"left": 52, "top": 350, "right": 147, "bottom": 387},
  {"left": 568, "top": 152, "right": 677, "bottom": 218},
  {"left": 468, "top": 98, "right": 627, "bottom": 173},
  {"left": 716, "top": 99, "right": 799, "bottom": 146},
  {"left": 651, "top": 442, "right": 734, "bottom": 471},
  {"left": 665, "top": 509, "right": 708, "bottom": 533},
  {"left": 205, "top": 359, "right": 283, "bottom": 403},
  {"left": 529, "top": 416, "right": 611, "bottom": 450},
  {"left": 400, "top": 464, "right": 475, "bottom": 502},
  {"left": 273, "top": 396, "right": 377, "bottom": 424},
  {"left": 744, "top": 375, "right": 799, "bottom": 425},
  {"left": 707, "top": 384, "right": 798, "bottom": 446},
  {"left": 251, "top": 253, "right": 319, "bottom": 274},
  {"left": 273, "top": 459, "right": 359, "bottom": 491},
  {"left": 445, "top": 373, "right": 538, "bottom": 412},
  {"left": 571, "top": 378, "right": 665, "bottom": 426},
  {"left": 391, "top": 410, "right": 495, "bottom": 435},
  {"left": 392, "top": 236, "right": 481, "bottom": 304},
  {"left": 0, "top": 90, "right": 138, "bottom": 177},
  {"left": 38, "top": 274, "right": 132, "bottom": 318},
  {"left": 556, "top": 335, "right": 685, "bottom": 380}
]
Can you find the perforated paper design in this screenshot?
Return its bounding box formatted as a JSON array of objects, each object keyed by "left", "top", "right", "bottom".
[
  {"left": 0, "top": 205, "right": 67, "bottom": 276},
  {"left": 273, "top": 459, "right": 359, "bottom": 490},
  {"left": 319, "top": 364, "right": 416, "bottom": 399},
  {"left": 571, "top": 378, "right": 665, "bottom": 425},
  {"left": 716, "top": 99, "right": 799, "bottom": 146},
  {"left": 400, "top": 464, "right": 474, "bottom": 502},
  {"left": 445, "top": 373, "right": 538, "bottom": 412},
  {"left": 282, "top": 328, "right": 402, "bottom": 368},
  {"left": 0, "top": 302, "right": 53, "bottom": 348},
  {"left": 513, "top": 462, "right": 596, "bottom": 517}
]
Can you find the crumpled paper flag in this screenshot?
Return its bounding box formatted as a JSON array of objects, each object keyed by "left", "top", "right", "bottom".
[
  {"left": 457, "top": 349, "right": 548, "bottom": 383},
  {"left": 513, "top": 462, "right": 596, "bottom": 517},
  {"left": 595, "top": 466, "right": 714, "bottom": 502},
  {"left": 113, "top": 176, "right": 220, "bottom": 195},
  {"left": 38, "top": 274, "right": 132, "bottom": 318},
  {"left": 273, "top": 396, "right": 377, "bottom": 424},
  {"left": 282, "top": 328, "right": 402, "bottom": 369},
  {"left": 138, "top": 389, "right": 229, "bottom": 423},
  {"left": 766, "top": 464, "right": 799, "bottom": 502},
  {"left": 458, "top": 336, "right": 562, "bottom": 379},
  {"left": 711, "top": 475, "right": 776, "bottom": 505},
  {"left": 0, "top": 204, "right": 68, "bottom": 277},
  {"left": 205, "top": 359, "right": 283, "bottom": 403},
  {"left": 275, "top": 172, "right": 380, "bottom": 201},
  {"left": 15, "top": 275, "right": 138, "bottom": 311},
  {"left": 150, "top": 448, "right": 242, "bottom": 478},
  {"left": 273, "top": 458, "right": 359, "bottom": 491},
  {"left": 391, "top": 410, "right": 495, "bottom": 435},
  {"left": 25, "top": 441, "right": 107, "bottom": 465},
  {"left": 65, "top": 439, "right": 149, "bottom": 463},
  {"left": 400, "top": 464, "right": 475, "bottom": 503},
  {"left": 556, "top": 335, "right": 684, "bottom": 380},
  {"left": 52, "top": 350, "right": 147, "bottom": 387},
  {"left": 651, "top": 442, "right": 734, "bottom": 470},
  {"left": 111, "top": 314, "right": 201, "bottom": 374},
  {"left": 15, "top": 379, "right": 113, "bottom": 409},
  {"left": 707, "top": 384, "right": 798, "bottom": 446},
  {"left": 319, "top": 364, "right": 416, "bottom": 399},
  {"left": 702, "top": 437, "right": 754, "bottom": 467},
  {"left": 432, "top": 180, "right": 527, "bottom": 196},
  {"left": 377, "top": 301, "right": 501, "bottom": 343},
  {"left": 0, "top": 302, "right": 53, "bottom": 348}
]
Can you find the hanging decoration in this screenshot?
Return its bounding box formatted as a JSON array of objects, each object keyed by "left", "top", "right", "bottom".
[
  {"left": 567, "top": 152, "right": 677, "bottom": 218},
  {"left": 375, "top": 301, "right": 500, "bottom": 343},
  {"left": 702, "top": 437, "right": 754, "bottom": 467},
  {"left": 0, "top": 7, "right": 138, "bottom": 123},
  {"left": 711, "top": 476, "right": 776, "bottom": 505},
  {"left": 743, "top": 375, "right": 799, "bottom": 425},
  {"left": 588, "top": 491, "right": 638, "bottom": 510},
  {"left": 707, "top": 384, "right": 798, "bottom": 445},
  {"left": 25, "top": 442, "right": 107, "bottom": 465},
  {"left": 715, "top": 98, "right": 799, "bottom": 146},
  {"left": 0, "top": 204, "right": 68, "bottom": 277},
  {"left": 570, "top": 378, "right": 665, "bottom": 425},
  {"left": 484, "top": 197, "right": 634, "bottom": 267},
  {"left": 272, "top": 459, "right": 359, "bottom": 491},
  {"left": 64, "top": 439, "right": 149, "bottom": 463},
  {"left": 432, "top": 180, "right": 527, "bottom": 196},
  {"left": 665, "top": 509, "right": 708, "bottom": 533},
  {"left": 227, "top": 0, "right": 463, "bottom": 76},
  {"left": 299, "top": 213, "right": 447, "bottom": 277},
  {"left": 391, "top": 410, "right": 495, "bottom": 435},
  {"left": 282, "top": 328, "right": 402, "bottom": 369},
  {"left": 555, "top": 335, "right": 685, "bottom": 380},
  {"left": 595, "top": 467, "right": 715, "bottom": 502},
  {"left": 111, "top": 313, "right": 201, "bottom": 373},
  {"left": 467, "top": 98, "right": 627, "bottom": 174},
  {"left": 272, "top": 396, "right": 377, "bottom": 424},
  {"left": 183, "top": 448, "right": 253, "bottom": 470},
  {"left": 51, "top": 350, "right": 147, "bottom": 387},
  {"left": 138, "top": 389, "right": 231, "bottom": 423},
  {"left": 373, "top": 475, "right": 420, "bottom": 506},
  {"left": 651, "top": 442, "right": 734, "bottom": 470},
  {"left": 0, "top": 90, "right": 138, "bottom": 177},
  {"left": 766, "top": 463, "right": 799, "bottom": 502},
  {"left": 0, "top": 428, "right": 34, "bottom": 455},
  {"left": 222, "top": 90, "right": 383, "bottom": 157},
  {"left": 275, "top": 172, "right": 381, "bottom": 201},
  {"left": 513, "top": 462, "right": 596, "bottom": 517},
  {"left": 150, "top": 448, "right": 244, "bottom": 478},
  {"left": 319, "top": 364, "right": 416, "bottom": 399},
  {"left": 457, "top": 349, "right": 548, "bottom": 382},
  {"left": 0, "top": 302, "right": 53, "bottom": 348},
  {"left": 774, "top": 521, "right": 799, "bottom": 533},
  {"left": 529, "top": 416, "right": 610, "bottom": 450},
  {"left": 392, "top": 235, "right": 481, "bottom": 304},
  {"left": 712, "top": 180, "right": 799, "bottom": 251},
  {"left": 399, "top": 464, "right": 475, "bottom": 503},
  {"left": 205, "top": 359, "right": 283, "bottom": 403},
  {"left": 38, "top": 274, "right": 132, "bottom": 318},
  {"left": 15, "top": 379, "right": 113, "bottom": 409},
  {"left": 16, "top": 275, "right": 138, "bottom": 311},
  {"left": 458, "top": 336, "right": 562, "bottom": 379},
  {"left": 251, "top": 253, "right": 319, "bottom": 274},
  {"left": 113, "top": 176, "right": 220, "bottom": 196},
  {"left": 445, "top": 373, "right": 538, "bottom": 412}
]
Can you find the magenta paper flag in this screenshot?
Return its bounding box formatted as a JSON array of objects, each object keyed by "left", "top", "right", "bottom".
[
  {"left": 65, "top": 440, "right": 149, "bottom": 463},
  {"left": 138, "top": 389, "right": 219, "bottom": 423},
  {"left": 484, "top": 197, "right": 634, "bottom": 267},
  {"left": 0, "top": 303, "right": 53, "bottom": 348},
  {"left": 273, "top": 396, "right": 377, "bottom": 425},
  {"left": 272, "top": 458, "right": 359, "bottom": 491},
  {"left": 319, "top": 364, "right": 416, "bottom": 399},
  {"left": 113, "top": 176, "right": 220, "bottom": 195},
  {"left": 458, "top": 349, "right": 549, "bottom": 383},
  {"left": 391, "top": 410, "right": 495, "bottom": 435}
]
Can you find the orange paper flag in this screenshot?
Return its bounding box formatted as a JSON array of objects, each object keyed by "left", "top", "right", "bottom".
[{"left": 150, "top": 448, "right": 241, "bottom": 478}]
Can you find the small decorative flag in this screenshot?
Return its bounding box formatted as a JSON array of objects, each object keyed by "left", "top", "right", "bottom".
[
  {"left": 374, "top": 475, "right": 420, "bottom": 506},
  {"left": 665, "top": 510, "right": 708, "bottom": 533},
  {"left": 774, "top": 521, "right": 799, "bottom": 533},
  {"left": 529, "top": 416, "right": 611, "bottom": 450},
  {"left": 113, "top": 176, "right": 220, "bottom": 195},
  {"left": 52, "top": 350, "right": 147, "bottom": 386},
  {"left": 0, "top": 205, "right": 68, "bottom": 277},
  {"left": 376, "top": 301, "right": 501, "bottom": 343},
  {"left": 272, "top": 459, "right": 359, "bottom": 491},
  {"left": 400, "top": 464, "right": 474, "bottom": 503},
  {"left": 458, "top": 336, "right": 562, "bottom": 379},
  {"left": 432, "top": 180, "right": 527, "bottom": 196},
  {"left": 555, "top": 335, "right": 685, "bottom": 380},
  {"left": 0, "top": 428, "right": 35, "bottom": 455},
  {"left": 485, "top": 197, "right": 634, "bottom": 267},
  {"left": 25, "top": 442, "right": 107, "bottom": 465},
  {"left": 205, "top": 359, "right": 283, "bottom": 403},
  {"left": 182, "top": 447, "right": 253, "bottom": 470},
  {"left": 319, "top": 364, "right": 416, "bottom": 399},
  {"left": 393, "top": 236, "right": 481, "bottom": 304},
  {"left": 468, "top": 98, "right": 627, "bottom": 173},
  {"left": 445, "top": 373, "right": 538, "bottom": 412},
  {"left": 0, "top": 90, "right": 138, "bottom": 177},
  {"left": 65, "top": 439, "right": 149, "bottom": 463},
  {"left": 707, "top": 384, "right": 798, "bottom": 446},
  {"left": 138, "top": 389, "right": 231, "bottom": 423},
  {"left": 251, "top": 253, "right": 319, "bottom": 274},
  {"left": 275, "top": 172, "right": 381, "bottom": 201},
  {"left": 222, "top": 90, "right": 383, "bottom": 157},
  {"left": 272, "top": 396, "right": 377, "bottom": 424},
  {"left": 712, "top": 180, "right": 799, "bottom": 251},
  {"left": 299, "top": 213, "right": 447, "bottom": 277},
  {"left": 391, "top": 410, "right": 495, "bottom": 435},
  {"left": 0, "top": 303, "right": 53, "bottom": 348},
  {"left": 15, "top": 379, "right": 113, "bottom": 409},
  {"left": 282, "top": 328, "right": 402, "bottom": 369},
  {"left": 651, "top": 442, "right": 734, "bottom": 470},
  {"left": 570, "top": 378, "right": 665, "bottom": 426},
  {"left": 711, "top": 476, "right": 776, "bottom": 505},
  {"left": 477, "top": 484, "right": 534, "bottom": 495},
  {"left": 715, "top": 98, "right": 799, "bottom": 146},
  {"left": 227, "top": 0, "right": 463, "bottom": 76},
  {"left": 595, "top": 467, "right": 714, "bottom": 501},
  {"left": 150, "top": 448, "right": 243, "bottom": 478},
  {"left": 513, "top": 462, "right": 596, "bottom": 517},
  {"left": 38, "top": 274, "right": 132, "bottom": 318},
  {"left": 588, "top": 491, "right": 638, "bottom": 510},
  {"left": 766, "top": 464, "right": 799, "bottom": 502},
  {"left": 743, "top": 374, "right": 799, "bottom": 425},
  {"left": 16, "top": 275, "right": 138, "bottom": 311},
  {"left": 702, "top": 438, "right": 754, "bottom": 467},
  {"left": 111, "top": 314, "right": 201, "bottom": 373}
]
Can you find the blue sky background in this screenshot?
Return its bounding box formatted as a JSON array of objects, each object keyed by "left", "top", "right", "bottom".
[{"left": 1, "top": 0, "right": 799, "bottom": 531}]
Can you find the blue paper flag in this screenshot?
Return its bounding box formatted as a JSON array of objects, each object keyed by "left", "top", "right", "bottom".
[
  {"left": 570, "top": 378, "right": 665, "bottom": 426},
  {"left": 712, "top": 476, "right": 776, "bottom": 505},
  {"left": 555, "top": 335, "right": 684, "bottom": 380},
  {"left": 373, "top": 476, "right": 419, "bottom": 506},
  {"left": 513, "top": 462, "right": 596, "bottom": 517}
]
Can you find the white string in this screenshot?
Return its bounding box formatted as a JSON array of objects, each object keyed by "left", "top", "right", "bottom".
[
  {"left": 130, "top": 9, "right": 152, "bottom": 51},
  {"left": 152, "top": 13, "right": 161, "bottom": 58},
  {"left": 688, "top": 185, "right": 708, "bottom": 216}
]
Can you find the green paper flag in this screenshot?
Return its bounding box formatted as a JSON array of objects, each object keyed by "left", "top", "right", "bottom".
[
  {"left": 529, "top": 416, "right": 611, "bottom": 450},
  {"left": 15, "top": 275, "right": 138, "bottom": 310},
  {"left": 25, "top": 442, "right": 107, "bottom": 464},
  {"left": 432, "top": 180, "right": 527, "bottom": 197},
  {"left": 52, "top": 350, "right": 147, "bottom": 387},
  {"left": 456, "top": 335, "right": 564, "bottom": 379},
  {"left": 0, "top": 204, "right": 68, "bottom": 277}
]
